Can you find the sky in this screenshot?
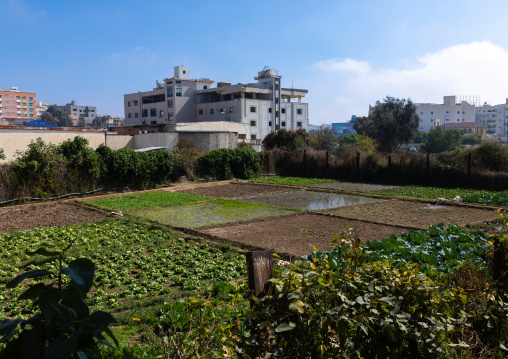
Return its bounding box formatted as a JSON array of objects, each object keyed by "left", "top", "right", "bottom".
[{"left": 2, "top": 0, "right": 508, "bottom": 125}]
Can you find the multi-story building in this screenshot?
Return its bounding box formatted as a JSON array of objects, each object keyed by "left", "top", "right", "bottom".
[
  {"left": 124, "top": 66, "right": 309, "bottom": 141},
  {"left": 332, "top": 116, "right": 357, "bottom": 136},
  {"left": 415, "top": 96, "right": 476, "bottom": 132},
  {"left": 59, "top": 100, "right": 97, "bottom": 124},
  {"left": 475, "top": 99, "right": 508, "bottom": 137},
  {"left": 0, "top": 87, "right": 37, "bottom": 124}
]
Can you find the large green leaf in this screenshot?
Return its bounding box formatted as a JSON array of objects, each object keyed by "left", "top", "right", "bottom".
[
  {"left": 51, "top": 303, "right": 77, "bottom": 331},
  {"left": 275, "top": 322, "right": 296, "bottom": 332},
  {"left": 79, "top": 311, "right": 117, "bottom": 335},
  {"left": 19, "top": 283, "right": 46, "bottom": 300},
  {"left": 61, "top": 258, "right": 95, "bottom": 294},
  {"left": 6, "top": 270, "right": 52, "bottom": 288},
  {"left": 42, "top": 335, "right": 78, "bottom": 359}
]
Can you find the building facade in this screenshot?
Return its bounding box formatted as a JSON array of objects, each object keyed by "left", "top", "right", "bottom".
[
  {"left": 124, "top": 66, "right": 309, "bottom": 141},
  {"left": 59, "top": 100, "right": 97, "bottom": 125},
  {"left": 415, "top": 96, "right": 476, "bottom": 132},
  {"left": 0, "top": 87, "right": 37, "bottom": 124},
  {"left": 475, "top": 99, "right": 508, "bottom": 137}
]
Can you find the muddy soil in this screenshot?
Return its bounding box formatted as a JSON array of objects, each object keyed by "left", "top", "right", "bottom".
[
  {"left": 324, "top": 199, "right": 499, "bottom": 229},
  {"left": 305, "top": 182, "right": 401, "bottom": 192},
  {"left": 175, "top": 182, "right": 296, "bottom": 199},
  {"left": 198, "top": 213, "right": 413, "bottom": 256},
  {"left": 0, "top": 202, "right": 110, "bottom": 233}
]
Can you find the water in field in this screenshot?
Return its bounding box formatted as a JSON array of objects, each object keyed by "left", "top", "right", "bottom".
[{"left": 237, "top": 190, "right": 383, "bottom": 210}]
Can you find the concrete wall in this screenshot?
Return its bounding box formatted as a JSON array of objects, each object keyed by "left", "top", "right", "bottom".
[
  {"left": 178, "top": 132, "right": 238, "bottom": 152},
  {"left": 105, "top": 134, "right": 135, "bottom": 149}
]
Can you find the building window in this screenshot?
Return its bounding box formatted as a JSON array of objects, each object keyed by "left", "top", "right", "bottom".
[
  {"left": 297, "top": 121, "right": 302, "bottom": 127},
  {"left": 250, "top": 106, "right": 256, "bottom": 113},
  {"left": 142, "top": 109, "right": 148, "bottom": 117},
  {"left": 251, "top": 134, "right": 257, "bottom": 140},
  {"left": 134, "top": 100, "right": 138, "bottom": 106},
  {"left": 128, "top": 101, "right": 131, "bottom": 106},
  {"left": 446, "top": 111, "right": 449, "bottom": 114},
  {"left": 128, "top": 113, "right": 132, "bottom": 118},
  {"left": 268, "top": 108, "right": 272, "bottom": 113},
  {"left": 297, "top": 108, "right": 302, "bottom": 115},
  {"left": 176, "top": 86, "right": 182, "bottom": 97},
  {"left": 176, "top": 81, "right": 181, "bottom": 84},
  {"left": 210, "top": 109, "right": 214, "bottom": 115},
  {"left": 281, "top": 108, "right": 286, "bottom": 114},
  {"left": 229, "top": 107, "right": 234, "bottom": 112},
  {"left": 135, "top": 112, "right": 138, "bottom": 118},
  {"left": 431, "top": 112, "right": 433, "bottom": 114},
  {"left": 281, "top": 121, "right": 286, "bottom": 127},
  {"left": 420, "top": 112, "right": 423, "bottom": 115},
  {"left": 457, "top": 111, "right": 460, "bottom": 114},
  {"left": 150, "top": 108, "right": 156, "bottom": 117},
  {"left": 250, "top": 120, "right": 256, "bottom": 126},
  {"left": 269, "top": 121, "right": 272, "bottom": 126},
  {"left": 199, "top": 109, "right": 203, "bottom": 115},
  {"left": 276, "top": 111, "right": 279, "bottom": 117},
  {"left": 167, "top": 81, "right": 172, "bottom": 84},
  {"left": 167, "top": 86, "right": 173, "bottom": 97},
  {"left": 168, "top": 99, "right": 173, "bottom": 108},
  {"left": 203, "top": 86, "right": 207, "bottom": 89}
]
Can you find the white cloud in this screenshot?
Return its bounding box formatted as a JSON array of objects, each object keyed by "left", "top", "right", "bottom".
[{"left": 308, "top": 41, "right": 508, "bottom": 125}]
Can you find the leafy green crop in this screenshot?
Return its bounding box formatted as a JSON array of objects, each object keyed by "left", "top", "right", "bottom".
[
  {"left": 249, "top": 176, "right": 335, "bottom": 186},
  {"left": 0, "top": 220, "right": 246, "bottom": 320},
  {"left": 88, "top": 191, "right": 213, "bottom": 211},
  {"left": 462, "top": 190, "right": 508, "bottom": 206},
  {"left": 376, "top": 186, "right": 492, "bottom": 200}
]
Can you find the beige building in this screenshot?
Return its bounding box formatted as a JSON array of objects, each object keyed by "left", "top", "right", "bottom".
[
  {"left": 415, "top": 96, "right": 476, "bottom": 132},
  {"left": 124, "top": 66, "right": 309, "bottom": 142},
  {"left": 475, "top": 99, "right": 508, "bottom": 137},
  {"left": 441, "top": 122, "right": 487, "bottom": 139}
]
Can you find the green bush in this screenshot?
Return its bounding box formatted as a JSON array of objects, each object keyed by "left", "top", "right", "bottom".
[
  {"left": 473, "top": 142, "right": 508, "bottom": 172},
  {"left": 198, "top": 147, "right": 261, "bottom": 180}
]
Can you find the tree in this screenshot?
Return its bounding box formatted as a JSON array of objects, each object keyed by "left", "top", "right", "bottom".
[
  {"left": 354, "top": 96, "right": 419, "bottom": 153},
  {"left": 262, "top": 128, "right": 307, "bottom": 151},
  {"left": 92, "top": 115, "right": 108, "bottom": 127},
  {"left": 335, "top": 134, "right": 377, "bottom": 156},
  {"left": 309, "top": 126, "right": 337, "bottom": 151},
  {"left": 421, "top": 127, "right": 463, "bottom": 153},
  {"left": 462, "top": 132, "right": 482, "bottom": 145},
  {"left": 78, "top": 115, "right": 86, "bottom": 127},
  {"left": 41, "top": 105, "right": 73, "bottom": 127}
]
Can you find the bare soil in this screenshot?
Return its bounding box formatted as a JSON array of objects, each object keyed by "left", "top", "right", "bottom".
[
  {"left": 0, "top": 202, "right": 110, "bottom": 233},
  {"left": 324, "top": 199, "right": 500, "bottom": 229},
  {"left": 175, "top": 182, "right": 296, "bottom": 198},
  {"left": 198, "top": 213, "right": 414, "bottom": 256}
]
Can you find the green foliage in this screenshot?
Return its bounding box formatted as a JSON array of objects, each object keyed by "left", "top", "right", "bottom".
[
  {"left": 198, "top": 147, "right": 261, "bottom": 180},
  {"left": 40, "top": 105, "right": 73, "bottom": 127},
  {"left": 90, "top": 191, "right": 212, "bottom": 211},
  {"left": 462, "top": 190, "right": 508, "bottom": 206},
  {"left": 462, "top": 132, "right": 482, "bottom": 145},
  {"left": 421, "top": 127, "right": 464, "bottom": 153},
  {"left": 262, "top": 128, "right": 307, "bottom": 151},
  {"left": 96, "top": 145, "right": 174, "bottom": 190},
  {"left": 335, "top": 134, "right": 377, "bottom": 156},
  {"left": 0, "top": 242, "right": 119, "bottom": 358},
  {"left": 309, "top": 126, "right": 337, "bottom": 151},
  {"left": 249, "top": 176, "right": 335, "bottom": 186},
  {"left": 473, "top": 141, "right": 508, "bottom": 172},
  {"left": 0, "top": 148, "right": 5, "bottom": 161},
  {"left": 377, "top": 186, "right": 493, "bottom": 200},
  {"left": 412, "top": 131, "right": 427, "bottom": 144},
  {"left": 58, "top": 136, "right": 100, "bottom": 189},
  {"left": 354, "top": 96, "right": 419, "bottom": 153}
]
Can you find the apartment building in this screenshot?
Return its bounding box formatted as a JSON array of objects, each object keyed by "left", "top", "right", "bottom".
[
  {"left": 59, "top": 100, "right": 97, "bottom": 124},
  {"left": 415, "top": 96, "right": 476, "bottom": 132},
  {"left": 475, "top": 99, "right": 508, "bottom": 137},
  {"left": 0, "top": 87, "right": 37, "bottom": 124},
  {"left": 124, "top": 66, "right": 309, "bottom": 141}
]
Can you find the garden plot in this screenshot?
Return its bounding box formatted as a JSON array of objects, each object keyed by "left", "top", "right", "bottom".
[
  {"left": 0, "top": 202, "right": 110, "bottom": 234},
  {"left": 237, "top": 190, "right": 383, "bottom": 210},
  {"left": 198, "top": 213, "right": 413, "bottom": 256},
  {"left": 304, "top": 181, "right": 401, "bottom": 193},
  {"left": 174, "top": 182, "right": 296, "bottom": 199},
  {"left": 324, "top": 199, "right": 500, "bottom": 229},
  {"left": 129, "top": 199, "right": 298, "bottom": 228}
]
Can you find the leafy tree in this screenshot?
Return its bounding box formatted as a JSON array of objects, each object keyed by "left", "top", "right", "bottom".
[
  {"left": 309, "top": 126, "right": 337, "bottom": 151},
  {"left": 41, "top": 105, "right": 73, "bottom": 127},
  {"left": 335, "top": 134, "right": 377, "bottom": 156},
  {"left": 262, "top": 128, "right": 307, "bottom": 151},
  {"left": 337, "top": 133, "right": 359, "bottom": 146},
  {"left": 0, "top": 148, "right": 5, "bottom": 161},
  {"left": 92, "top": 115, "right": 108, "bottom": 127},
  {"left": 462, "top": 132, "right": 482, "bottom": 145},
  {"left": 354, "top": 96, "right": 419, "bottom": 152},
  {"left": 78, "top": 115, "right": 86, "bottom": 127},
  {"left": 421, "top": 127, "right": 463, "bottom": 153},
  {"left": 412, "top": 131, "right": 427, "bottom": 144}
]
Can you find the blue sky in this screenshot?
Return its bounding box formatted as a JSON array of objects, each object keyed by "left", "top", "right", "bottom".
[{"left": 2, "top": 0, "right": 508, "bottom": 125}]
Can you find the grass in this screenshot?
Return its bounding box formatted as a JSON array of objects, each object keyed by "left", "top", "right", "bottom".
[
  {"left": 130, "top": 199, "right": 299, "bottom": 227},
  {"left": 375, "top": 186, "right": 493, "bottom": 200},
  {"left": 249, "top": 176, "right": 336, "bottom": 186},
  {"left": 87, "top": 191, "right": 213, "bottom": 211}
]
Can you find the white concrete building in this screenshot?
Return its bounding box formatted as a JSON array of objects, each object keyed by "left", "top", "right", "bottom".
[
  {"left": 124, "top": 66, "right": 309, "bottom": 142},
  {"left": 415, "top": 96, "right": 476, "bottom": 132},
  {"left": 475, "top": 99, "right": 508, "bottom": 137}
]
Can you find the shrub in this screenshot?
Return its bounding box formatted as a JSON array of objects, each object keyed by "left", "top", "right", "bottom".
[
  {"left": 198, "top": 147, "right": 261, "bottom": 180},
  {"left": 57, "top": 136, "right": 100, "bottom": 190},
  {"left": 473, "top": 142, "right": 508, "bottom": 172}
]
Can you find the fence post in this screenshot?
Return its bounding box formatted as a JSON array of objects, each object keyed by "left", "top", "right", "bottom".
[
  {"left": 302, "top": 149, "right": 307, "bottom": 176},
  {"left": 356, "top": 151, "right": 360, "bottom": 174},
  {"left": 245, "top": 250, "right": 274, "bottom": 308},
  {"left": 325, "top": 150, "right": 329, "bottom": 177},
  {"left": 426, "top": 153, "right": 430, "bottom": 180},
  {"left": 388, "top": 154, "right": 392, "bottom": 177},
  {"left": 467, "top": 152, "right": 472, "bottom": 184}
]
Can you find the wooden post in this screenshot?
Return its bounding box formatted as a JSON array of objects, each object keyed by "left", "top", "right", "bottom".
[
  {"left": 467, "top": 152, "right": 472, "bottom": 184},
  {"left": 245, "top": 250, "right": 274, "bottom": 307},
  {"left": 426, "top": 153, "right": 430, "bottom": 179},
  {"left": 356, "top": 151, "right": 360, "bottom": 174},
  {"left": 302, "top": 149, "right": 307, "bottom": 176},
  {"left": 388, "top": 155, "right": 392, "bottom": 177},
  {"left": 325, "top": 150, "right": 329, "bottom": 177}
]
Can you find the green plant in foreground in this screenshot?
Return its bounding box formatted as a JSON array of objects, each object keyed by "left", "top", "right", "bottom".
[
  {"left": 0, "top": 242, "right": 119, "bottom": 358},
  {"left": 249, "top": 176, "right": 335, "bottom": 186}
]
